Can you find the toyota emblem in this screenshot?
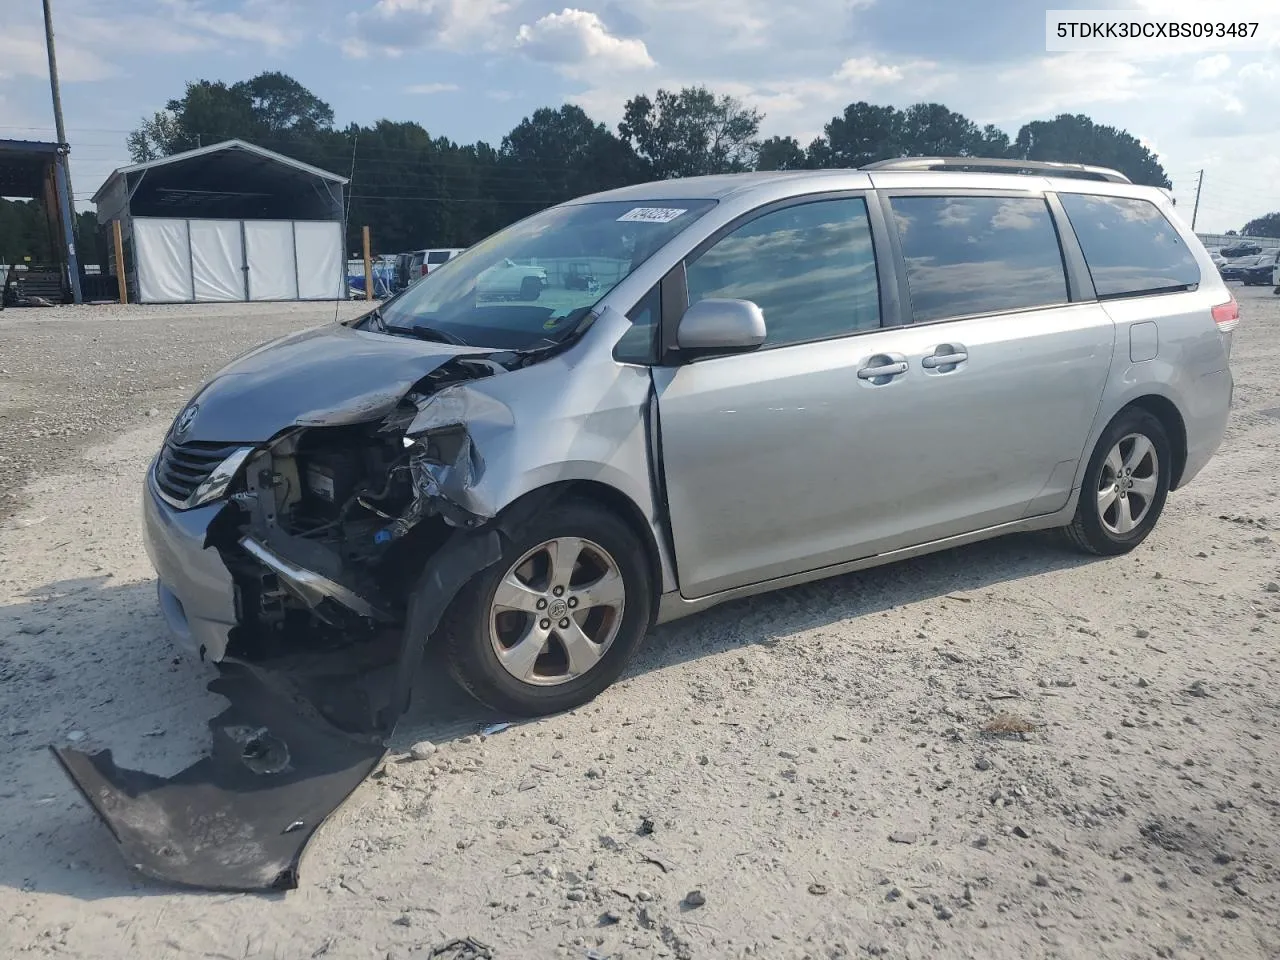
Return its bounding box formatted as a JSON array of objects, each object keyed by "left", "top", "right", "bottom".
[{"left": 172, "top": 403, "right": 199, "bottom": 440}]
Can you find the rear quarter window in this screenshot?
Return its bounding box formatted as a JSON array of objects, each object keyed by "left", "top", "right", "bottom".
[
  {"left": 889, "top": 195, "right": 1069, "bottom": 323},
  {"left": 1058, "top": 193, "right": 1200, "bottom": 299}
]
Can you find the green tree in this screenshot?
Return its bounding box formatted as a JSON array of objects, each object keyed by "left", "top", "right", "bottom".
[
  {"left": 232, "top": 71, "right": 334, "bottom": 134},
  {"left": 756, "top": 135, "right": 808, "bottom": 171},
  {"left": 501, "top": 105, "right": 643, "bottom": 203},
  {"left": 807, "top": 102, "right": 1010, "bottom": 169},
  {"left": 619, "top": 86, "right": 763, "bottom": 179},
  {"left": 1013, "top": 114, "right": 1170, "bottom": 187},
  {"left": 1242, "top": 212, "right": 1280, "bottom": 238},
  {"left": 808, "top": 102, "right": 904, "bottom": 168},
  {"left": 899, "top": 103, "right": 1007, "bottom": 158},
  {"left": 0, "top": 198, "right": 55, "bottom": 263},
  {"left": 127, "top": 72, "right": 338, "bottom": 162}
]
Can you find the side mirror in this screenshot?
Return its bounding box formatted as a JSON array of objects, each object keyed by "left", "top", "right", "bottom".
[{"left": 675, "top": 298, "right": 766, "bottom": 358}]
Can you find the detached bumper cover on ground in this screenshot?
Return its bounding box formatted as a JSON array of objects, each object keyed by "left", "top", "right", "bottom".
[{"left": 55, "top": 519, "right": 508, "bottom": 892}]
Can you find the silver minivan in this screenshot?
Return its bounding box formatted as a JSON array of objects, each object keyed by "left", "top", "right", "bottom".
[{"left": 143, "top": 157, "right": 1237, "bottom": 718}]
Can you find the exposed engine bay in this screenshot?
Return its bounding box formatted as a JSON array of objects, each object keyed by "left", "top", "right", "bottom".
[
  {"left": 54, "top": 346, "right": 568, "bottom": 893},
  {"left": 208, "top": 354, "right": 518, "bottom": 663}
]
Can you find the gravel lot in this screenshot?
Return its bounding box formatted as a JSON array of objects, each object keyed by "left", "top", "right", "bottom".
[{"left": 2, "top": 290, "right": 1280, "bottom": 960}]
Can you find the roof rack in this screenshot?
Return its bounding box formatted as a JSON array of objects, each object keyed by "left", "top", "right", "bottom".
[{"left": 860, "top": 156, "right": 1131, "bottom": 184}]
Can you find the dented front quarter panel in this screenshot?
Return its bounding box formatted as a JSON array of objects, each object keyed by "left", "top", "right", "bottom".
[{"left": 409, "top": 306, "right": 677, "bottom": 594}]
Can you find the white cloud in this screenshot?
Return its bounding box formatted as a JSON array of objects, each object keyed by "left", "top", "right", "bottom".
[
  {"left": 404, "top": 82, "right": 460, "bottom": 94},
  {"left": 1192, "top": 54, "right": 1231, "bottom": 81},
  {"left": 0, "top": 0, "right": 301, "bottom": 84},
  {"left": 987, "top": 54, "right": 1148, "bottom": 120},
  {"left": 345, "top": 0, "right": 512, "bottom": 56},
  {"left": 155, "top": 0, "right": 299, "bottom": 49},
  {"left": 515, "top": 9, "right": 655, "bottom": 76},
  {"left": 833, "top": 57, "right": 904, "bottom": 85},
  {"left": 0, "top": 27, "right": 117, "bottom": 82}
]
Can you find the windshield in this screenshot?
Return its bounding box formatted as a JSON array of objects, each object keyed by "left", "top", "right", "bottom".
[{"left": 372, "top": 199, "right": 716, "bottom": 349}]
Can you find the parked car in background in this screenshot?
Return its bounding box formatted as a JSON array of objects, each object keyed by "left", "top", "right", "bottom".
[
  {"left": 1220, "top": 252, "right": 1278, "bottom": 283},
  {"left": 1238, "top": 249, "right": 1280, "bottom": 286},
  {"left": 475, "top": 258, "right": 548, "bottom": 300},
  {"left": 394, "top": 248, "right": 466, "bottom": 292},
  {"left": 1220, "top": 240, "right": 1262, "bottom": 259},
  {"left": 1208, "top": 250, "right": 1227, "bottom": 271},
  {"left": 142, "top": 157, "right": 1235, "bottom": 718}
]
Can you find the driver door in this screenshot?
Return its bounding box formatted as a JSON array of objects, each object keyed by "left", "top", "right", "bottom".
[{"left": 651, "top": 195, "right": 891, "bottom": 598}]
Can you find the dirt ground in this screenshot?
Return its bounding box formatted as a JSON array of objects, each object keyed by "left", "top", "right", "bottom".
[{"left": 2, "top": 290, "right": 1279, "bottom": 960}]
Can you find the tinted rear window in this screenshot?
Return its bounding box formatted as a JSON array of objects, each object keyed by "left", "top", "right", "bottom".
[
  {"left": 427, "top": 251, "right": 452, "bottom": 264},
  {"left": 889, "top": 196, "right": 1069, "bottom": 323},
  {"left": 1058, "top": 193, "right": 1200, "bottom": 299}
]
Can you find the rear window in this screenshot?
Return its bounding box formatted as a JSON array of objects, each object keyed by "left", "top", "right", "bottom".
[
  {"left": 889, "top": 195, "right": 1069, "bottom": 323},
  {"left": 427, "top": 251, "right": 452, "bottom": 264},
  {"left": 1058, "top": 193, "right": 1200, "bottom": 299}
]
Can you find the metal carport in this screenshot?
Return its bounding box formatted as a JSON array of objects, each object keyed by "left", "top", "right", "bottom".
[
  {"left": 92, "top": 139, "right": 349, "bottom": 304},
  {"left": 0, "top": 139, "right": 82, "bottom": 304}
]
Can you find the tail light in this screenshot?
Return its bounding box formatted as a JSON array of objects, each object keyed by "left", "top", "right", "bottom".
[
  {"left": 420, "top": 264, "right": 430, "bottom": 277},
  {"left": 1212, "top": 296, "right": 1240, "bottom": 333}
]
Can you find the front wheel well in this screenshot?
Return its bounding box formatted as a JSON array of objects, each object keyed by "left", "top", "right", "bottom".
[
  {"left": 1121, "top": 395, "right": 1188, "bottom": 489},
  {"left": 496, "top": 480, "right": 665, "bottom": 617}
]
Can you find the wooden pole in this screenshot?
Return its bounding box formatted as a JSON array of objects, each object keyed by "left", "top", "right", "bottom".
[
  {"left": 362, "top": 225, "right": 373, "bottom": 301},
  {"left": 112, "top": 219, "right": 127, "bottom": 304}
]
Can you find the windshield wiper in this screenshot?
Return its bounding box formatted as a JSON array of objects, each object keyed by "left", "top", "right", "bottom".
[{"left": 402, "top": 321, "right": 469, "bottom": 346}]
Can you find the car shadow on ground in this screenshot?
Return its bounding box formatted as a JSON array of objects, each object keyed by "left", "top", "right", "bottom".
[{"left": 0, "top": 530, "right": 1095, "bottom": 901}]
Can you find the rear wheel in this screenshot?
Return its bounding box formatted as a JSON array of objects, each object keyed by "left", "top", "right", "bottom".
[
  {"left": 441, "top": 500, "right": 651, "bottom": 716},
  {"left": 1061, "top": 407, "right": 1172, "bottom": 556}
]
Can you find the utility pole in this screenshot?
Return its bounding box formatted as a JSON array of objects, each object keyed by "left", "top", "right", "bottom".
[
  {"left": 42, "top": 0, "right": 71, "bottom": 183},
  {"left": 43, "top": 0, "right": 83, "bottom": 304},
  {"left": 1187, "top": 167, "right": 1198, "bottom": 231}
]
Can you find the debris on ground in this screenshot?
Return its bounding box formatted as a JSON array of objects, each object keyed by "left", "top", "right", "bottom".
[
  {"left": 424, "top": 938, "right": 494, "bottom": 959},
  {"left": 982, "top": 713, "right": 1037, "bottom": 735}
]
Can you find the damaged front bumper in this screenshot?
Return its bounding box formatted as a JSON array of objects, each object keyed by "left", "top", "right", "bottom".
[
  {"left": 61, "top": 411, "right": 540, "bottom": 892},
  {"left": 141, "top": 463, "right": 238, "bottom": 662}
]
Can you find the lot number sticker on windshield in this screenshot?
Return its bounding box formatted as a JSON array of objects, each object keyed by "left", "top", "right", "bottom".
[{"left": 617, "top": 207, "right": 687, "bottom": 223}]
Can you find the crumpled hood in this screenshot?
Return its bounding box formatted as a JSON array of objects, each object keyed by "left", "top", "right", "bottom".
[{"left": 174, "top": 322, "right": 494, "bottom": 443}]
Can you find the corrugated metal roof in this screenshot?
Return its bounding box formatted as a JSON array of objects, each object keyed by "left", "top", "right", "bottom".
[{"left": 91, "top": 138, "right": 348, "bottom": 204}]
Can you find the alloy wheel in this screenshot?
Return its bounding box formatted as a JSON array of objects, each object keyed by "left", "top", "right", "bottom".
[
  {"left": 488, "top": 537, "right": 626, "bottom": 686},
  {"left": 1097, "top": 432, "right": 1160, "bottom": 536}
]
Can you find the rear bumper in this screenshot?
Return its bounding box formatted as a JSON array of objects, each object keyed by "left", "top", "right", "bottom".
[
  {"left": 141, "top": 462, "right": 237, "bottom": 661},
  {"left": 1177, "top": 367, "right": 1234, "bottom": 489}
]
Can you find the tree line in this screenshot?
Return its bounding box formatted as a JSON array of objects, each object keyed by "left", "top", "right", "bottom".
[
  {"left": 121, "top": 72, "right": 1179, "bottom": 255},
  {"left": 4, "top": 70, "right": 1279, "bottom": 267}
]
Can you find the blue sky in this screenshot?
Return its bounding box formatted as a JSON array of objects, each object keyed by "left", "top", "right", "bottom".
[{"left": 2, "top": 0, "right": 1277, "bottom": 232}]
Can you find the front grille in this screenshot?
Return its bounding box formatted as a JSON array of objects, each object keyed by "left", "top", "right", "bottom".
[{"left": 154, "top": 440, "right": 245, "bottom": 506}]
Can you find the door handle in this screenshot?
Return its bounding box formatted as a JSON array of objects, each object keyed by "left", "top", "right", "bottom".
[
  {"left": 921, "top": 344, "right": 968, "bottom": 370},
  {"left": 857, "top": 354, "right": 909, "bottom": 381}
]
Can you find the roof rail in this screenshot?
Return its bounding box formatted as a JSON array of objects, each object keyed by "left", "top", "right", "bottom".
[{"left": 860, "top": 156, "right": 1132, "bottom": 184}]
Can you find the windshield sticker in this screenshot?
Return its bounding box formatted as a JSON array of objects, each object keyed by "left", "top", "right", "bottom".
[{"left": 617, "top": 207, "right": 687, "bottom": 224}]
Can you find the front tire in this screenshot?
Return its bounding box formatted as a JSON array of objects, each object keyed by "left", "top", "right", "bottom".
[
  {"left": 441, "top": 500, "right": 652, "bottom": 716},
  {"left": 1061, "top": 408, "right": 1172, "bottom": 556}
]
